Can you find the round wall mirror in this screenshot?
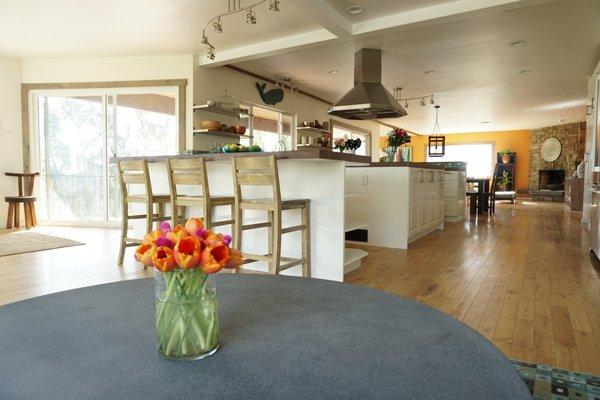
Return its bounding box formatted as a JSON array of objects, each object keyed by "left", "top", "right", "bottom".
[{"left": 541, "top": 138, "right": 561, "bottom": 162}]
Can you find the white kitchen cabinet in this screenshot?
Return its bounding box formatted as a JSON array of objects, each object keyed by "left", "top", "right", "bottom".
[
  {"left": 409, "top": 168, "right": 445, "bottom": 243},
  {"left": 443, "top": 170, "right": 466, "bottom": 222}
]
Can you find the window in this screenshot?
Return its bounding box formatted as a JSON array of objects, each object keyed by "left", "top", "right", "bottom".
[
  {"left": 426, "top": 143, "right": 493, "bottom": 178},
  {"left": 33, "top": 87, "right": 179, "bottom": 223},
  {"left": 332, "top": 123, "right": 371, "bottom": 156},
  {"left": 247, "top": 104, "right": 293, "bottom": 152}
]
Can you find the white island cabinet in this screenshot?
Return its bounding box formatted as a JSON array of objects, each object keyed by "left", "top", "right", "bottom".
[{"left": 346, "top": 164, "right": 444, "bottom": 250}]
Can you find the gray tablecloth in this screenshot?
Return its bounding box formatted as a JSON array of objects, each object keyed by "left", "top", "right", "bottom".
[{"left": 0, "top": 275, "right": 530, "bottom": 399}]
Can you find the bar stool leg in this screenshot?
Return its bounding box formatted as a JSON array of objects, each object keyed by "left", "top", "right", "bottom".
[
  {"left": 24, "top": 203, "right": 32, "bottom": 229},
  {"left": 271, "top": 210, "right": 282, "bottom": 275},
  {"left": 204, "top": 203, "right": 212, "bottom": 230},
  {"left": 6, "top": 203, "right": 14, "bottom": 229},
  {"left": 118, "top": 203, "right": 128, "bottom": 266},
  {"left": 301, "top": 203, "right": 311, "bottom": 277},
  {"left": 267, "top": 210, "right": 274, "bottom": 273},
  {"left": 14, "top": 203, "right": 20, "bottom": 228},
  {"left": 30, "top": 203, "right": 38, "bottom": 226}
]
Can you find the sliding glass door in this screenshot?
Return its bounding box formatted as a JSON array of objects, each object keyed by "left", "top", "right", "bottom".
[{"left": 34, "top": 88, "right": 178, "bottom": 224}]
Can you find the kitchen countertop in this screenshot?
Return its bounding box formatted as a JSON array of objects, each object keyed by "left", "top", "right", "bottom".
[
  {"left": 110, "top": 148, "right": 371, "bottom": 165},
  {"left": 350, "top": 161, "right": 445, "bottom": 170}
]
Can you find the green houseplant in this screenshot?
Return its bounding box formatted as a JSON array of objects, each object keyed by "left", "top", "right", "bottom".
[
  {"left": 499, "top": 149, "right": 512, "bottom": 164},
  {"left": 496, "top": 175, "right": 512, "bottom": 191}
]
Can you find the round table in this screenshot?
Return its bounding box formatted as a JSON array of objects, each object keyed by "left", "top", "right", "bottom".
[{"left": 0, "top": 275, "right": 529, "bottom": 399}]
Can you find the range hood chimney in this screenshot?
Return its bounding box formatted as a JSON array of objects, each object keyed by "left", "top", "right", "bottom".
[{"left": 327, "top": 48, "right": 407, "bottom": 120}]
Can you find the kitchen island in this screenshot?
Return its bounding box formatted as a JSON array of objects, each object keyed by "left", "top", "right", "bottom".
[
  {"left": 112, "top": 148, "right": 371, "bottom": 282},
  {"left": 346, "top": 162, "right": 446, "bottom": 250}
]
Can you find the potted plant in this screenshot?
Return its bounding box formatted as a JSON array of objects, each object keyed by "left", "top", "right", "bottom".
[
  {"left": 496, "top": 175, "right": 512, "bottom": 191},
  {"left": 345, "top": 138, "right": 362, "bottom": 154},
  {"left": 499, "top": 149, "right": 512, "bottom": 164},
  {"left": 334, "top": 138, "right": 347, "bottom": 153},
  {"left": 386, "top": 128, "right": 411, "bottom": 162}
]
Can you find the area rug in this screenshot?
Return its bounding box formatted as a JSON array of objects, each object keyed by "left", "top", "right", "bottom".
[
  {"left": 512, "top": 359, "right": 600, "bottom": 399},
  {"left": 0, "top": 231, "right": 83, "bottom": 257}
]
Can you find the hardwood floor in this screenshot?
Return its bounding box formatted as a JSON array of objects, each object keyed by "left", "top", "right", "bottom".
[
  {"left": 347, "top": 201, "right": 600, "bottom": 375},
  {"left": 0, "top": 200, "right": 599, "bottom": 375}
]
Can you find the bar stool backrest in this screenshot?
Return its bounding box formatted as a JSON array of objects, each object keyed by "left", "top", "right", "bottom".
[
  {"left": 167, "top": 158, "right": 210, "bottom": 201},
  {"left": 232, "top": 156, "right": 281, "bottom": 205},
  {"left": 117, "top": 160, "right": 152, "bottom": 200}
]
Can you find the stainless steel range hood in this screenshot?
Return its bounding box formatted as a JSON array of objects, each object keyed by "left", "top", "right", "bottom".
[{"left": 327, "top": 48, "right": 407, "bottom": 120}]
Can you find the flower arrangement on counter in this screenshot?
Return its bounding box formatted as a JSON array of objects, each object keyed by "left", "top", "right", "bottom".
[
  {"left": 334, "top": 138, "right": 346, "bottom": 152},
  {"left": 334, "top": 137, "right": 362, "bottom": 153},
  {"left": 385, "top": 128, "right": 411, "bottom": 162},
  {"left": 136, "top": 218, "right": 242, "bottom": 360}
]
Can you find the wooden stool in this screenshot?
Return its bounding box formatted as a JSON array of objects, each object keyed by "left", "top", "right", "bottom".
[
  {"left": 232, "top": 156, "right": 310, "bottom": 277},
  {"left": 117, "top": 160, "right": 171, "bottom": 266},
  {"left": 4, "top": 172, "right": 39, "bottom": 229},
  {"left": 166, "top": 158, "right": 235, "bottom": 229}
]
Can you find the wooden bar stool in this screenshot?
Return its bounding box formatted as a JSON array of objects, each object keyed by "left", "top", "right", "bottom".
[
  {"left": 166, "top": 158, "right": 235, "bottom": 229},
  {"left": 117, "top": 160, "right": 171, "bottom": 266},
  {"left": 4, "top": 172, "right": 39, "bottom": 229},
  {"left": 232, "top": 155, "right": 310, "bottom": 277}
]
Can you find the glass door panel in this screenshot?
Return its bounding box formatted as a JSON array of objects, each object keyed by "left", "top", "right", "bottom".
[
  {"left": 107, "top": 93, "right": 178, "bottom": 220},
  {"left": 38, "top": 95, "right": 104, "bottom": 221}
]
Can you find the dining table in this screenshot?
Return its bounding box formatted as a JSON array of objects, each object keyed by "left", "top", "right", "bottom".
[
  {"left": 466, "top": 177, "right": 491, "bottom": 214},
  {"left": 0, "top": 274, "right": 530, "bottom": 400}
]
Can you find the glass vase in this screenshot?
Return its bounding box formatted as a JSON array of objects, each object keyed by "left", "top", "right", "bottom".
[
  {"left": 154, "top": 270, "right": 219, "bottom": 361},
  {"left": 385, "top": 146, "right": 398, "bottom": 162}
]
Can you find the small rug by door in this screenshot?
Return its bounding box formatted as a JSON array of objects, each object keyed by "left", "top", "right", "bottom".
[
  {"left": 512, "top": 359, "right": 600, "bottom": 399},
  {"left": 0, "top": 231, "right": 83, "bottom": 257}
]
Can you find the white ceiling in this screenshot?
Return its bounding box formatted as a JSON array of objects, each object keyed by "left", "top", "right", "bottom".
[
  {"left": 0, "top": 0, "right": 598, "bottom": 134},
  {"left": 236, "top": 0, "right": 600, "bottom": 133}
]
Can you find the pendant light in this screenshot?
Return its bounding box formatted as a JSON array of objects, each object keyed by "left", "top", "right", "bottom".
[{"left": 428, "top": 105, "right": 445, "bottom": 157}]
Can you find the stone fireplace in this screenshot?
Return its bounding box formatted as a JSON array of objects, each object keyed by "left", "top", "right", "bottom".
[
  {"left": 538, "top": 169, "right": 565, "bottom": 190},
  {"left": 529, "top": 122, "right": 586, "bottom": 201}
]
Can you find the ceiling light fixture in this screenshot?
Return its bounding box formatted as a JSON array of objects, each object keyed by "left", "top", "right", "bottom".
[
  {"left": 393, "top": 88, "right": 436, "bottom": 108},
  {"left": 327, "top": 69, "right": 338, "bottom": 74},
  {"left": 518, "top": 69, "right": 532, "bottom": 74},
  {"left": 201, "top": 0, "right": 280, "bottom": 60},
  {"left": 424, "top": 70, "right": 435, "bottom": 75},
  {"left": 346, "top": 5, "right": 364, "bottom": 14},
  {"left": 480, "top": 121, "right": 491, "bottom": 124},
  {"left": 510, "top": 40, "right": 527, "bottom": 47}
]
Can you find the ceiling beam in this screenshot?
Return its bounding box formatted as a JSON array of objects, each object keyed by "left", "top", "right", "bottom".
[
  {"left": 199, "top": 29, "right": 336, "bottom": 67},
  {"left": 286, "top": 0, "right": 353, "bottom": 38}
]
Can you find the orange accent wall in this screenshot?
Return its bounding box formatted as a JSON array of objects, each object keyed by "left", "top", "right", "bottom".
[{"left": 380, "top": 130, "right": 531, "bottom": 191}]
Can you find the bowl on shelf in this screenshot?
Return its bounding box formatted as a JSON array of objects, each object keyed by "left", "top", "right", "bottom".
[
  {"left": 234, "top": 125, "right": 246, "bottom": 135},
  {"left": 201, "top": 120, "right": 221, "bottom": 131}
]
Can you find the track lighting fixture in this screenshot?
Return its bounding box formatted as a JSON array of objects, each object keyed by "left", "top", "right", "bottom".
[
  {"left": 269, "top": 0, "right": 280, "bottom": 12},
  {"left": 246, "top": 8, "right": 257, "bottom": 24},
  {"left": 393, "top": 87, "right": 436, "bottom": 108},
  {"left": 212, "top": 17, "right": 222, "bottom": 33}
]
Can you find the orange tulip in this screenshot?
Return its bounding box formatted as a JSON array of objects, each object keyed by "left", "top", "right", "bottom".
[
  {"left": 173, "top": 236, "right": 203, "bottom": 270},
  {"left": 200, "top": 243, "right": 230, "bottom": 274},
  {"left": 204, "top": 231, "right": 224, "bottom": 247},
  {"left": 166, "top": 226, "right": 188, "bottom": 244},
  {"left": 135, "top": 243, "right": 156, "bottom": 267},
  {"left": 224, "top": 248, "right": 243, "bottom": 269},
  {"left": 152, "top": 246, "right": 176, "bottom": 272},
  {"left": 185, "top": 218, "right": 205, "bottom": 237},
  {"left": 143, "top": 229, "right": 165, "bottom": 245}
]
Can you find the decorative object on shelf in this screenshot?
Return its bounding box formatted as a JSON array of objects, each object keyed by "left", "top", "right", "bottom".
[
  {"left": 428, "top": 105, "right": 445, "bottom": 158},
  {"left": 201, "top": 0, "right": 281, "bottom": 60},
  {"left": 221, "top": 143, "right": 262, "bottom": 153},
  {"left": 201, "top": 120, "right": 221, "bottom": 131},
  {"left": 400, "top": 146, "right": 413, "bottom": 162},
  {"left": 541, "top": 137, "right": 561, "bottom": 162},
  {"left": 256, "top": 82, "right": 284, "bottom": 105},
  {"left": 334, "top": 138, "right": 346, "bottom": 153},
  {"left": 386, "top": 128, "right": 411, "bottom": 161},
  {"left": 393, "top": 88, "right": 435, "bottom": 109},
  {"left": 499, "top": 148, "right": 512, "bottom": 164},
  {"left": 135, "top": 218, "right": 242, "bottom": 360},
  {"left": 497, "top": 173, "right": 512, "bottom": 191},
  {"left": 345, "top": 138, "right": 362, "bottom": 154}
]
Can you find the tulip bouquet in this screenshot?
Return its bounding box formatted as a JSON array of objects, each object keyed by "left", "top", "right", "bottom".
[
  {"left": 385, "top": 128, "right": 411, "bottom": 162},
  {"left": 136, "top": 218, "right": 242, "bottom": 360}
]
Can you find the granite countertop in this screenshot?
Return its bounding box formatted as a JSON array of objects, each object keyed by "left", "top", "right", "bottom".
[
  {"left": 110, "top": 148, "right": 371, "bottom": 165},
  {"left": 348, "top": 161, "right": 466, "bottom": 171}
]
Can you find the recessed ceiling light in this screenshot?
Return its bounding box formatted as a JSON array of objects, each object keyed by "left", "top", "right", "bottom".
[
  {"left": 424, "top": 70, "right": 435, "bottom": 75},
  {"left": 518, "top": 69, "right": 532, "bottom": 74},
  {"left": 510, "top": 40, "right": 527, "bottom": 47},
  {"left": 480, "top": 121, "right": 491, "bottom": 124},
  {"left": 327, "top": 69, "right": 338, "bottom": 74},
  {"left": 346, "top": 5, "right": 364, "bottom": 14}
]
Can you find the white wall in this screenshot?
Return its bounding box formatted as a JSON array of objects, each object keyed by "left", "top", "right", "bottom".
[
  {"left": 194, "top": 60, "right": 381, "bottom": 160},
  {"left": 21, "top": 55, "right": 196, "bottom": 144},
  {"left": 582, "top": 58, "right": 600, "bottom": 226},
  {"left": 0, "top": 56, "right": 23, "bottom": 228}
]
